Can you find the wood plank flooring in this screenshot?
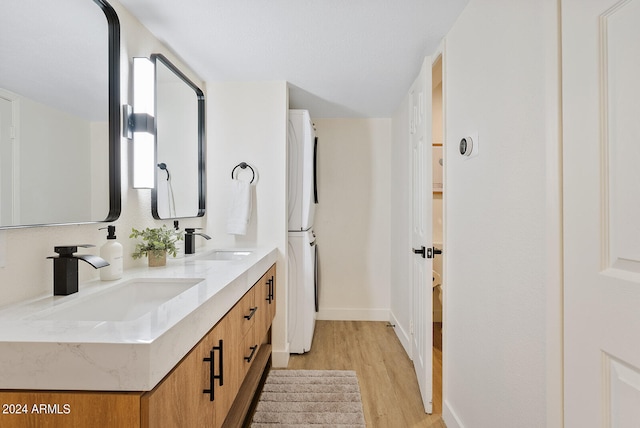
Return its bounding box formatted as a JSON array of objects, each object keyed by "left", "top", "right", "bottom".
[{"left": 286, "top": 321, "right": 445, "bottom": 428}]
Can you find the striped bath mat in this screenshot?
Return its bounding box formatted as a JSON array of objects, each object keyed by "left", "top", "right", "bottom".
[{"left": 251, "top": 370, "right": 366, "bottom": 427}]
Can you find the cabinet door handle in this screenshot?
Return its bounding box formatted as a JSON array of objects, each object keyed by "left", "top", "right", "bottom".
[
  {"left": 267, "top": 277, "right": 274, "bottom": 303},
  {"left": 203, "top": 339, "right": 223, "bottom": 401},
  {"left": 244, "top": 307, "right": 258, "bottom": 320},
  {"left": 216, "top": 340, "right": 224, "bottom": 388},
  {"left": 244, "top": 345, "right": 258, "bottom": 363}
]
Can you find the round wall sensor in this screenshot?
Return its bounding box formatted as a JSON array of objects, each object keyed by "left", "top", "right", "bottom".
[{"left": 459, "top": 136, "right": 473, "bottom": 156}]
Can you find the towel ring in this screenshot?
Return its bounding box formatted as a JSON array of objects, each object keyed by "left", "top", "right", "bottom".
[{"left": 231, "top": 162, "right": 255, "bottom": 184}]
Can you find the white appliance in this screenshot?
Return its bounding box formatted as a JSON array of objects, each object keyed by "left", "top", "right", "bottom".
[
  {"left": 288, "top": 230, "right": 318, "bottom": 354},
  {"left": 287, "top": 109, "right": 318, "bottom": 354},
  {"left": 288, "top": 109, "right": 318, "bottom": 232}
]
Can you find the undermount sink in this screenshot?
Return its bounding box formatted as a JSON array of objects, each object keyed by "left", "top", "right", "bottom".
[
  {"left": 198, "top": 250, "right": 253, "bottom": 261},
  {"left": 35, "top": 278, "right": 204, "bottom": 322}
]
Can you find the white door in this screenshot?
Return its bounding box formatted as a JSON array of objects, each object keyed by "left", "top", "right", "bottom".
[
  {"left": 410, "top": 56, "right": 433, "bottom": 414},
  {"left": 563, "top": 0, "right": 640, "bottom": 426}
]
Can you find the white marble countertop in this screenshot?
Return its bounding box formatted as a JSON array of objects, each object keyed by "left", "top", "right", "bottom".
[{"left": 0, "top": 245, "right": 278, "bottom": 391}]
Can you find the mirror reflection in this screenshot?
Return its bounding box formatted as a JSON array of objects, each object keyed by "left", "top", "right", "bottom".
[
  {"left": 0, "top": 0, "right": 120, "bottom": 228},
  {"left": 151, "top": 54, "right": 205, "bottom": 220}
]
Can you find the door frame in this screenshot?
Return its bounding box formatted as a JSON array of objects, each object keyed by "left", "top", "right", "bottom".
[{"left": 542, "top": 1, "right": 563, "bottom": 426}]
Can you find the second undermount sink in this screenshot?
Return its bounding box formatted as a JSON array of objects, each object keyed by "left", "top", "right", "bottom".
[
  {"left": 198, "top": 250, "right": 252, "bottom": 261},
  {"left": 35, "top": 278, "right": 204, "bottom": 322}
]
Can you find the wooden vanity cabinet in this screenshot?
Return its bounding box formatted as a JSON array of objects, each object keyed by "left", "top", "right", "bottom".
[
  {"left": 142, "top": 263, "right": 276, "bottom": 428},
  {"left": 220, "top": 265, "right": 276, "bottom": 428},
  {"left": 0, "top": 264, "right": 276, "bottom": 428}
]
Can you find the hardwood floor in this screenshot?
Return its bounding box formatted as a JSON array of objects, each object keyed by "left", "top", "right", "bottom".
[{"left": 286, "top": 321, "right": 445, "bottom": 428}]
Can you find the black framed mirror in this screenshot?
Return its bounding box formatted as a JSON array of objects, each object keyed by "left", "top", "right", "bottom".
[
  {"left": 0, "top": 0, "right": 120, "bottom": 228},
  {"left": 151, "top": 54, "right": 205, "bottom": 220}
]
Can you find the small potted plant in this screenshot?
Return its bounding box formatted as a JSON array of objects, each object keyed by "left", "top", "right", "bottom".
[{"left": 130, "top": 225, "right": 182, "bottom": 267}]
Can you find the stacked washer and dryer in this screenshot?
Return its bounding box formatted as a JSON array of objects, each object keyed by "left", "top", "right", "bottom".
[{"left": 287, "top": 109, "right": 319, "bottom": 354}]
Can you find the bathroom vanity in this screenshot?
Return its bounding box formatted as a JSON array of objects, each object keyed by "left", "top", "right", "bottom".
[{"left": 0, "top": 246, "right": 277, "bottom": 428}]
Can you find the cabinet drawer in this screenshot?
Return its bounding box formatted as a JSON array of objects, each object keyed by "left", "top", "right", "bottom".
[
  {"left": 207, "top": 315, "right": 241, "bottom": 428},
  {"left": 239, "top": 329, "right": 260, "bottom": 379},
  {"left": 256, "top": 265, "right": 276, "bottom": 342},
  {"left": 234, "top": 287, "right": 256, "bottom": 338},
  {"left": 0, "top": 391, "right": 141, "bottom": 428}
]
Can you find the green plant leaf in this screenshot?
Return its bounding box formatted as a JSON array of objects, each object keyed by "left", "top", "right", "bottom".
[{"left": 130, "top": 225, "right": 181, "bottom": 259}]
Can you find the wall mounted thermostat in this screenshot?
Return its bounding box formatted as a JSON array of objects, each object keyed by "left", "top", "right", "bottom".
[
  {"left": 459, "top": 137, "right": 473, "bottom": 156},
  {"left": 459, "top": 132, "right": 479, "bottom": 158}
]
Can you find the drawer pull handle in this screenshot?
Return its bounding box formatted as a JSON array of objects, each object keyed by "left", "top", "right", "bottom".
[
  {"left": 244, "top": 345, "right": 258, "bottom": 363},
  {"left": 203, "top": 339, "right": 223, "bottom": 401},
  {"left": 244, "top": 307, "right": 258, "bottom": 320}
]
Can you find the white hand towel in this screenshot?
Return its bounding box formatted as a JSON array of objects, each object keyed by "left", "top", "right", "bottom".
[{"left": 227, "top": 180, "right": 252, "bottom": 235}]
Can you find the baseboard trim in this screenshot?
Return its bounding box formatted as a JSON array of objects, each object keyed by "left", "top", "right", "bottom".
[
  {"left": 316, "top": 308, "right": 389, "bottom": 321},
  {"left": 443, "top": 399, "right": 464, "bottom": 428},
  {"left": 389, "top": 311, "right": 412, "bottom": 359},
  {"left": 271, "top": 344, "right": 290, "bottom": 368}
]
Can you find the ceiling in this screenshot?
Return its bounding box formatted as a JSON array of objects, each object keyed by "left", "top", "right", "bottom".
[{"left": 119, "top": 0, "right": 468, "bottom": 118}]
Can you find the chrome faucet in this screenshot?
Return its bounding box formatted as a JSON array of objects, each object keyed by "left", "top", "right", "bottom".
[
  {"left": 184, "top": 228, "right": 211, "bottom": 254},
  {"left": 47, "top": 245, "right": 109, "bottom": 295}
]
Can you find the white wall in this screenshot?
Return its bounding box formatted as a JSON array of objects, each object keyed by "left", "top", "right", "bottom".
[
  {"left": 19, "top": 96, "right": 92, "bottom": 224},
  {"left": 0, "top": 0, "right": 206, "bottom": 307},
  {"left": 313, "top": 118, "right": 391, "bottom": 321},
  {"left": 442, "top": 0, "right": 560, "bottom": 427},
  {"left": 206, "top": 81, "right": 288, "bottom": 366}
]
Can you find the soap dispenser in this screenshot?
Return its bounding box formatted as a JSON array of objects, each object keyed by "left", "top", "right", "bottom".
[
  {"left": 173, "top": 221, "right": 184, "bottom": 258},
  {"left": 99, "top": 225, "right": 123, "bottom": 280}
]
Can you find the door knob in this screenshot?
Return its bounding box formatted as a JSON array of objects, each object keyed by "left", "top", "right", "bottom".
[
  {"left": 413, "top": 246, "right": 442, "bottom": 259},
  {"left": 412, "top": 246, "right": 426, "bottom": 258}
]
